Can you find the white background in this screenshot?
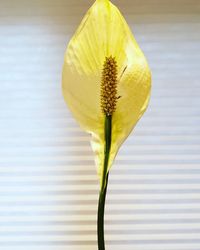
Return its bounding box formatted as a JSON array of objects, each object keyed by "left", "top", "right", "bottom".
[{"left": 0, "top": 0, "right": 200, "bottom": 249}]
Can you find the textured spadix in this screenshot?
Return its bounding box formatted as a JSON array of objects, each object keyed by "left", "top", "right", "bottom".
[{"left": 62, "top": 0, "right": 151, "bottom": 188}]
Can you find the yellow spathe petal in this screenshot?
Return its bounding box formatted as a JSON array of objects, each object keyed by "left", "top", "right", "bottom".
[{"left": 62, "top": 0, "right": 151, "bottom": 188}]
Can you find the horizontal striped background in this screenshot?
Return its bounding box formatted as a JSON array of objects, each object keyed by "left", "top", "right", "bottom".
[{"left": 0, "top": 0, "right": 200, "bottom": 249}]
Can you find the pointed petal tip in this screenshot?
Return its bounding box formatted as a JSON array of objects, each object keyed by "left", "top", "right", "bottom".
[{"left": 96, "top": 0, "right": 110, "bottom": 5}]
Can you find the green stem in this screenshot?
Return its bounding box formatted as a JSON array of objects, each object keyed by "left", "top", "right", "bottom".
[{"left": 97, "top": 115, "right": 112, "bottom": 250}]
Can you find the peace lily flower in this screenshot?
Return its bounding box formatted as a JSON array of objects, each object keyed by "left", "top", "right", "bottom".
[{"left": 62, "top": 0, "right": 151, "bottom": 249}]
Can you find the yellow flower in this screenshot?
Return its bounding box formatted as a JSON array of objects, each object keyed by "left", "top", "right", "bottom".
[{"left": 62, "top": 0, "right": 151, "bottom": 190}]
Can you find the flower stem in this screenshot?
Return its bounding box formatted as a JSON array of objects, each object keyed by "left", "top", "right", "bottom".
[
  {"left": 97, "top": 115, "right": 112, "bottom": 250},
  {"left": 97, "top": 173, "right": 109, "bottom": 250}
]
